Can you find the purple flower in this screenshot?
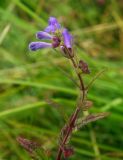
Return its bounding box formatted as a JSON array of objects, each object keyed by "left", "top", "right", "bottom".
[
  {"left": 44, "top": 17, "right": 61, "bottom": 33},
  {"left": 62, "top": 29, "right": 73, "bottom": 49},
  {"left": 29, "top": 16, "right": 73, "bottom": 56},
  {"left": 29, "top": 42, "right": 52, "bottom": 51},
  {"left": 36, "top": 31, "right": 53, "bottom": 40},
  {"left": 48, "top": 17, "right": 59, "bottom": 26},
  {"left": 29, "top": 17, "right": 62, "bottom": 51}
]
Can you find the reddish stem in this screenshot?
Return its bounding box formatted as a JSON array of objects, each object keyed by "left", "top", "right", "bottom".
[
  {"left": 56, "top": 107, "right": 81, "bottom": 160},
  {"left": 56, "top": 57, "right": 85, "bottom": 160}
]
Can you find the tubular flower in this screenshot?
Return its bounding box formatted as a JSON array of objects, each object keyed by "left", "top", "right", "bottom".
[
  {"left": 36, "top": 31, "right": 53, "bottom": 40},
  {"left": 62, "top": 29, "right": 73, "bottom": 49},
  {"left": 29, "top": 16, "right": 74, "bottom": 58},
  {"left": 29, "top": 17, "right": 61, "bottom": 51},
  {"left": 29, "top": 42, "right": 52, "bottom": 51},
  {"left": 61, "top": 29, "right": 74, "bottom": 58}
]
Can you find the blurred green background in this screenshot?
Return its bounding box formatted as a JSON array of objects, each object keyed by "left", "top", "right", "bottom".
[{"left": 0, "top": 0, "right": 123, "bottom": 159}]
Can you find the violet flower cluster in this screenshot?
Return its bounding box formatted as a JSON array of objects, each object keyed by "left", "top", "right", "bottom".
[{"left": 29, "top": 17, "right": 73, "bottom": 58}]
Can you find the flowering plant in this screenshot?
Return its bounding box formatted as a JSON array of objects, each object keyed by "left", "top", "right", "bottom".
[
  {"left": 18, "top": 17, "right": 109, "bottom": 160},
  {"left": 29, "top": 17, "right": 74, "bottom": 59}
]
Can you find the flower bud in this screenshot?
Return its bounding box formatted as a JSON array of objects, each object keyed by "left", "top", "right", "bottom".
[
  {"left": 63, "top": 146, "right": 74, "bottom": 158},
  {"left": 17, "top": 136, "right": 40, "bottom": 154},
  {"left": 79, "top": 60, "right": 90, "bottom": 74},
  {"left": 52, "top": 36, "right": 61, "bottom": 48}
]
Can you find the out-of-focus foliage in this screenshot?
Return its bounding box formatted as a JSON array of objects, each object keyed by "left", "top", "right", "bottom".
[{"left": 0, "top": 0, "right": 123, "bottom": 160}]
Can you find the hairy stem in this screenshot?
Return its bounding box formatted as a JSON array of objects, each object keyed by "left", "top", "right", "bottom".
[
  {"left": 56, "top": 57, "right": 85, "bottom": 160},
  {"left": 71, "top": 57, "right": 85, "bottom": 100}
]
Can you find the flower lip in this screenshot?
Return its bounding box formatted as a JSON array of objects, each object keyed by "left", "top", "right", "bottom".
[
  {"left": 44, "top": 25, "right": 55, "bottom": 33},
  {"left": 44, "top": 17, "right": 61, "bottom": 33},
  {"left": 29, "top": 42, "right": 52, "bottom": 51},
  {"left": 36, "top": 31, "right": 53, "bottom": 40},
  {"left": 62, "top": 28, "right": 73, "bottom": 49},
  {"left": 48, "top": 17, "right": 58, "bottom": 25}
]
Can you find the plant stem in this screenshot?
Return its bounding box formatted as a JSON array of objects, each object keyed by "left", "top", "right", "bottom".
[
  {"left": 56, "top": 106, "right": 81, "bottom": 160},
  {"left": 56, "top": 57, "right": 85, "bottom": 160},
  {"left": 70, "top": 57, "right": 85, "bottom": 100}
]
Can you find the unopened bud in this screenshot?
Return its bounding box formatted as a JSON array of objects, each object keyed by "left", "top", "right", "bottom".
[
  {"left": 79, "top": 60, "right": 90, "bottom": 74},
  {"left": 63, "top": 146, "right": 74, "bottom": 158},
  {"left": 17, "top": 136, "right": 40, "bottom": 154},
  {"left": 52, "top": 36, "right": 61, "bottom": 48}
]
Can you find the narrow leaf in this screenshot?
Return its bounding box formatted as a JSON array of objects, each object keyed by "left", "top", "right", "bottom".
[{"left": 75, "top": 112, "right": 110, "bottom": 131}]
